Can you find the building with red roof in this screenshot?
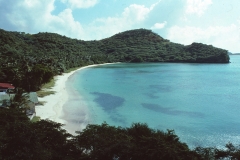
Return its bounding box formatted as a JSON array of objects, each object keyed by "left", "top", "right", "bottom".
[{"left": 0, "top": 83, "right": 15, "bottom": 93}]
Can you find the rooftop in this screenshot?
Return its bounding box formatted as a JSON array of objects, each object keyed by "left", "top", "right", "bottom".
[{"left": 0, "top": 83, "right": 15, "bottom": 89}]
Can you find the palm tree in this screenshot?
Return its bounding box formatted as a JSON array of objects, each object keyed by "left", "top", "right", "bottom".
[{"left": 9, "top": 88, "right": 30, "bottom": 113}]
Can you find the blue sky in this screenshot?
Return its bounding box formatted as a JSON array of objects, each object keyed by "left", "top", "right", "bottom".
[{"left": 0, "top": 0, "right": 239, "bottom": 52}]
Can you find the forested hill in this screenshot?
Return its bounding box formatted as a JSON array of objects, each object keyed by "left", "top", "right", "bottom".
[
  {"left": 0, "top": 28, "right": 229, "bottom": 91},
  {"left": 101, "top": 29, "right": 229, "bottom": 63}
]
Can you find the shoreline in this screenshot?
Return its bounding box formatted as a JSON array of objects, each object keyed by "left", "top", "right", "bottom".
[{"left": 35, "top": 63, "right": 119, "bottom": 133}]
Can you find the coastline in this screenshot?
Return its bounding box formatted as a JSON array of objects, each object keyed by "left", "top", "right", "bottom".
[{"left": 35, "top": 63, "right": 119, "bottom": 133}]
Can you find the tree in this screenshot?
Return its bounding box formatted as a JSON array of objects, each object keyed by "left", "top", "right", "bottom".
[
  {"left": 131, "top": 56, "right": 143, "bottom": 62},
  {"left": 74, "top": 123, "right": 200, "bottom": 160},
  {"left": 194, "top": 147, "right": 216, "bottom": 160},
  {"left": 215, "top": 143, "right": 240, "bottom": 159},
  {"left": 74, "top": 122, "right": 132, "bottom": 160},
  {"left": 0, "top": 109, "right": 82, "bottom": 160},
  {"left": 31, "top": 120, "right": 79, "bottom": 160},
  {"left": 0, "top": 108, "right": 35, "bottom": 160},
  {"left": 127, "top": 123, "right": 198, "bottom": 160},
  {"left": 9, "top": 88, "right": 30, "bottom": 112},
  {"left": 29, "top": 64, "right": 54, "bottom": 91}
]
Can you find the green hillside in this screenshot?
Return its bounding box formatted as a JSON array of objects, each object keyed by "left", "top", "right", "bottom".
[{"left": 0, "top": 28, "right": 229, "bottom": 91}]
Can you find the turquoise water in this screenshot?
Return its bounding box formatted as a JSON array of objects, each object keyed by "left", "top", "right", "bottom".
[{"left": 65, "top": 56, "right": 240, "bottom": 148}]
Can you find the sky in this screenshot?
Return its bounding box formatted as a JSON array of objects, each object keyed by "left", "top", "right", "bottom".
[{"left": 0, "top": 0, "right": 239, "bottom": 53}]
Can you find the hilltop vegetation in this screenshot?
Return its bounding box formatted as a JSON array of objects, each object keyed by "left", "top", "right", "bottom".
[{"left": 0, "top": 28, "right": 229, "bottom": 91}]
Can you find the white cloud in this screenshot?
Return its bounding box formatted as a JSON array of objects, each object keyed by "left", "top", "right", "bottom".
[
  {"left": 3, "top": 0, "right": 85, "bottom": 38},
  {"left": 167, "top": 23, "right": 240, "bottom": 53},
  {"left": 61, "top": 0, "right": 98, "bottom": 9},
  {"left": 23, "top": 0, "right": 41, "bottom": 8},
  {"left": 122, "top": 2, "right": 158, "bottom": 22},
  {"left": 151, "top": 21, "right": 167, "bottom": 29},
  {"left": 86, "top": 2, "right": 159, "bottom": 40},
  {"left": 6, "top": 0, "right": 56, "bottom": 31},
  {"left": 49, "top": 9, "right": 84, "bottom": 38},
  {"left": 0, "top": 0, "right": 159, "bottom": 40},
  {"left": 185, "top": 0, "right": 212, "bottom": 16}
]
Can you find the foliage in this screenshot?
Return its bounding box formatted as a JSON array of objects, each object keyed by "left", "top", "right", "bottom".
[
  {"left": 40, "top": 78, "right": 55, "bottom": 89},
  {"left": 74, "top": 123, "right": 132, "bottom": 160},
  {"left": 36, "top": 78, "right": 56, "bottom": 97},
  {"left": 9, "top": 88, "right": 30, "bottom": 112},
  {"left": 28, "top": 64, "right": 54, "bottom": 91},
  {"left": 0, "top": 28, "right": 229, "bottom": 91},
  {"left": 31, "top": 116, "right": 40, "bottom": 122},
  {"left": 36, "top": 90, "right": 55, "bottom": 97},
  {"left": 215, "top": 143, "right": 240, "bottom": 159},
  {"left": 0, "top": 108, "right": 82, "bottom": 160},
  {"left": 74, "top": 122, "right": 200, "bottom": 160},
  {"left": 194, "top": 146, "right": 216, "bottom": 160},
  {"left": 2, "top": 107, "right": 240, "bottom": 160}
]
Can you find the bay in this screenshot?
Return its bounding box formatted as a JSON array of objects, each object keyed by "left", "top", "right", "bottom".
[{"left": 65, "top": 55, "right": 240, "bottom": 148}]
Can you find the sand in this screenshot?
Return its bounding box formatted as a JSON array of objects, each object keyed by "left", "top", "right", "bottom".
[{"left": 35, "top": 63, "right": 118, "bottom": 133}]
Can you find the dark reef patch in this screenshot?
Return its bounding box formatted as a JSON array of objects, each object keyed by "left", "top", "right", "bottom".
[
  {"left": 144, "top": 93, "right": 159, "bottom": 99},
  {"left": 149, "top": 85, "right": 172, "bottom": 92},
  {"left": 91, "top": 92, "right": 125, "bottom": 111},
  {"left": 142, "top": 103, "right": 204, "bottom": 118},
  {"left": 145, "top": 84, "right": 172, "bottom": 99}
]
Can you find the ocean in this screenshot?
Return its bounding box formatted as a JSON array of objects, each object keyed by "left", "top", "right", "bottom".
[{"left": 64, "top": 55, "right": 240, "bottom": 148}]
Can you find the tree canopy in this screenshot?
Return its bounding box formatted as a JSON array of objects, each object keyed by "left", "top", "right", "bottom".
[{"left": 1, "top": 108, "right": 240, "bottom": 160}]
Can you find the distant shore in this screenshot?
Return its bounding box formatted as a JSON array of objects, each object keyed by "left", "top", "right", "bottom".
[{"left": 35, "top": 63, "right": 119, "bottom": 133}]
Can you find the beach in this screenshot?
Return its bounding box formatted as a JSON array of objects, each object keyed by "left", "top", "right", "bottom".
[{"left": 35, "top": 63, "right": 118, "bottom": 134}]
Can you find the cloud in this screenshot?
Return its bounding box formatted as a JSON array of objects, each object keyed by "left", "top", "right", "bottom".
[
  {"left": 0, "top": 0, "right": 85, "bottom": 38},
  {"left": 122, "top": 2, "right": 159, "bottom": 22},
  {"left": 0, "top": 0, "right": 159, "bottom": 40},
  {"left": 61, "top": 0, "right": 98, "bottom": 9},
  {"left": 185, "top": 0, "right": 212, "bottom": 16},
  {"left": 123, "top": 4, "right": 151, "bottom": 21},
  {"left": 151, "top": 21, "right": 167, "bottom": 29},
  {"left": 49, "top": 9, "right": 85, "bottom": 38},
  {"left": 4, "top": 0, "right": 56, "bottom": 32},
  {"left": 167, "top": 23, "right": 240, "bottom": 52},
  {"left": 86, "top": 2, "right": 159, "bottom": 40}
]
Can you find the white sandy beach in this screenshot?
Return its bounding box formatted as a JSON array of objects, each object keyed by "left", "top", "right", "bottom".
[{"left": 35, "top": 63, "right": 118, "bottom": 133}]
